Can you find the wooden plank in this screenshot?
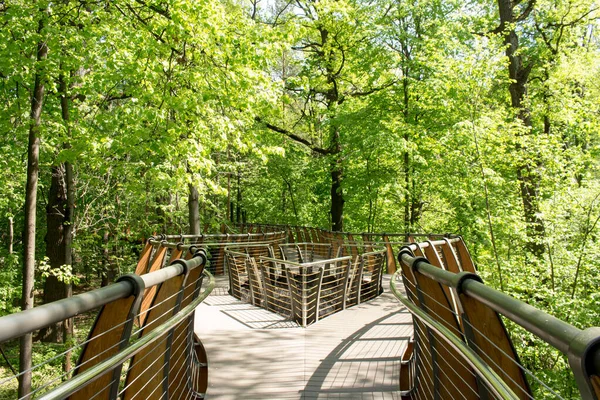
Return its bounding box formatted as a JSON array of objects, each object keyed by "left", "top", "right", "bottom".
[
  {"left": 346, "top": 233, "right": 358, "bottom": 258},
  {"left": 138, "top": 245, "right": 168, "bottom": 326},
  {"left": 123, "top": 274, "right": 186, "bottom": 400},
  {"left": 397, "top": 252, "right": 434, "bottom": 400},
  {"left": 135, "top": 241, "right": 154, "bottom": 275},
  {"left": 168, "top": 246, "right": 183, "bottom": 264},
  {"left": 458, "top": 292, "right": 532, "bottom": 399},
  {"left": 399, "top": 340, "right": 414, "bottom": 394},
  {"left": 423, "top": 241, "right": 455, "bottom": 311},
  {"left": 68, "top": 294, "right": 140, "bottom": 400},
  {"left": 168, "top": 264, "right": 205, "bottom": 399},
  {"left": 592, "top": 375, "right": 600, "bottom": 398},
  {"left": 382, "top": 234, "right": 397, "bottom": 274},
  {"left": 362, "top": 234, "right": 374, "bottom": 252},
  {"left": 440, "top": 238, "right": 461, "bottom": 274},
  {"left": 454, "top": 237, "right": 477, "bottom": 273},
  {"left": 411, "top": 270, "right": 480, "bottom": 399}
]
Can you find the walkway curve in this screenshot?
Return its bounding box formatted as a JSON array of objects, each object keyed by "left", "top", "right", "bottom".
[{"left": 194, "top": 275, "right": 412, "bottom": 399}]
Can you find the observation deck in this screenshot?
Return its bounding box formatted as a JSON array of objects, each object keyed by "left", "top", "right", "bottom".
[{"left": 195, "top": 274, "right": 410, "bottom": 399}]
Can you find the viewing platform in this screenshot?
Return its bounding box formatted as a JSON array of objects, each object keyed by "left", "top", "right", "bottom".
[{"left": 195, "top": 275, "right": 410, "bottom": 399}]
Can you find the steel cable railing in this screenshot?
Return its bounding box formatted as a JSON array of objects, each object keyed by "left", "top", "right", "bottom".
[
  {"left": 391, "top": 243, "right": 600, "bottom": 400},
  {"left": 0, "top": 249, "right": 214, "bottom": 400}
]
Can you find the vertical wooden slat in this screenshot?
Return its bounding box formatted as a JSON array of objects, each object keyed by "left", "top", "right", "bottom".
[
  {"left": 69, "top": 275, "right": 144, "bottom": 400},
  {"left": 399, "top": 340, "right": 414, "bottom": 394},
  {"left": 138, "top": 245, "right": 168, "bottom": 326},
  {"left": 382, "top": 234, "right": 397, "bottom": 274},
  {"left": 440, "top": 238, "right": 461, "bottom": 274},
  {"left": 457, "top": 292, "right": 532, "bottom": 399},
  {"left": 135, "top": 241, "right": 154, "bottom": 275},
  {"left": 168, "top": 246, "right": 184, "bottom": 264},
  {"left": 411, "top": 267, "right": 480, "bottom": 399},
  {"left": 168, "top": 264, "right": 205, "bottom": 399},
  {"left": 123, "top": 273, "right": 186, "bottom": 400},
  {"left": 454, "top": 237, "right": 477, "bottom": 273},
  {"left": 362, "top": 234, "right": 373, "bottom": 252},
  {"left": 397, "top": 252, "right": 434, "bottom": 399},
  {"left": 423, "top": 241, "right": 455, "bottom": 309}
]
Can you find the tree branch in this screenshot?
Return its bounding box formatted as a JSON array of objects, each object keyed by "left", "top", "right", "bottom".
[{"left": 254, "top": 116, "right": 332, "bottom": 155}]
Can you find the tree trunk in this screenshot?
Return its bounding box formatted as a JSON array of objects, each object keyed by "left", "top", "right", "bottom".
[
  {"left": 101, "top": 230, "right": 117, "bottom": 286},
  {"left": 497, "top": 0, "right": 545, "bottom": 257},
  {"left": 39, "top": 164, "right": 70, "bottom": 343},
  {"left": 236, "top": 171, "right": 242, "bottom": 224},
  {"left": 188, "top": 184, "right": 200, "bottom": 235},
  {"left": 8, "top": 217, "right": 13, "bottom": 254},
  {"left": 330, "top": 159, "right": 344, "bottom": 232},
  {"left": 19, "top": 9, "right": 48, "bottom": 398}
]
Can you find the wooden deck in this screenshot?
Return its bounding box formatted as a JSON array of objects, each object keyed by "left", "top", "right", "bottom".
[{"left": 194, "top": 275, "right": 412, "bottom": 399}]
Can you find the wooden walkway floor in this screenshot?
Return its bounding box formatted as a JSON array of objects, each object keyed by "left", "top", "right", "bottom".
[{"left": 194, "top": 275, "right": 412, "bottom": 399}]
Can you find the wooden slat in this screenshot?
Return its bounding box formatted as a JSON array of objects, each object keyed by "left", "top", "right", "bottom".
[
  {"left": 135, "top": 241, "right": 154, "bottom": 275},
  {"left": 383, "top": 234, "right": 397, "bottom": 274},
  {"left": 69, "top": 292, "right": 141, "bottom": 400},
  {"left": 346, "top": 233, "right": 359, "bottom": 258},
  {"left": 168, "top": 265, "right": 205, "bottom": 399},
  {"left": 454, "top": 238, "right": 476, "bottom": 273},
  {"left": 168, "top": 247, "right": 184, "bottom": 263},
  {"left": 458, "top": 293, "right": 532, "bottom": 399},
  {"left": 399, "top": 340, "right": 414, "bottom": 394},
  {"left": 123, "top": 274, "right": 186, "bottom": 400},
  {"left": 440, "top": 238, "right": 461, "bottom": 274},
  {"left": 362, "top": 234, "right": 374, "bottom": 252},
  {"left": 423, "top": 241, "right": 455, "bottom": 310},
  {"left": 138, "top": 245, "right": 168, "bottom": 326},
  {"left": 397, "top": 253, "right": 434, "bottom": 399},
  {"left": 411, "top": 271, "right": 480, "bottom": 399},
  {"left": 592, "top": 375, "right": 600, "bottom": 398}
]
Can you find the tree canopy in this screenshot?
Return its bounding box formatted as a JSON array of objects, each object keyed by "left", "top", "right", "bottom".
[{"left": 1, "top": 0, "right": 599, "bottom": 395}]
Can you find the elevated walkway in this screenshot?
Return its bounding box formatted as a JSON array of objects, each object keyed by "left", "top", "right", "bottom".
[{"left": 195, "top": 275, "right": 411, "bottom": 399}]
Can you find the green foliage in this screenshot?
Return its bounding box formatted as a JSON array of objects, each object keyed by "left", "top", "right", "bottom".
[{"left": 0, "top": 0, "right": 599, "bottom": 396}]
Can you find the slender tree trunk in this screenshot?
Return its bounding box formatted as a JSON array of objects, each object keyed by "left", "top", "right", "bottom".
[
  {"left": 188, "top": 184, "right": 200, "bottom": 235},
  {"left": 8, "top": 217, "right": 13, "bottom": 254},
  {"left": 101, "top": 230, "right": 117, "bottom": 286},
  {"left": 497, "top": 0, "right": 545, "bottom": 257},
  {"left": 19, "top": 9, "right": 48, "bottom": 398},
  {"left": 236, "top": 171, "right": 242, "bottom": 224}
]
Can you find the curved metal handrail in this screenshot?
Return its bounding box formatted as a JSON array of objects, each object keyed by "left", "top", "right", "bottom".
[
  {"left": 0, "top": 250, "right": 207, "bottom": 343},
  {"left": 37, "top": 269, "right": 215, "bottom": 400},
  {"left": 389, "top": 270, "right": 520, "bottom": 400}
]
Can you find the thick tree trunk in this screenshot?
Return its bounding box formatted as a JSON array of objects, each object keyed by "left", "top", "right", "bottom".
[
  {"left": 19, "top": 10, "right": 48, "bottom": 398},
  {"left": 39, "top": 165, "right": 70, "bottom": 343},
  {"left": 188, "top": 184, "right": 200, "bottom": 235},
  {"left": 497, "top": 0, "right": 545, "bottom": 257}
]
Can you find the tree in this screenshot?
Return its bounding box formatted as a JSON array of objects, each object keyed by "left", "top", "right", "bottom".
[{"left": 257, "top": 0, "right": 395, "bottom": 231}]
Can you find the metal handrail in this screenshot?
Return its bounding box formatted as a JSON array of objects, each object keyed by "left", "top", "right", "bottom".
[
  {"left": 258, "top": 255, "right": 352, "bottom": 268},
  {"left": 389, "top": 270, "right": 520, "bottom": 399},
  {"left": 397, "top": 249, "right": 600, "bottom": 399},
  {"left": 0, "top": 250, "right": 207, "bottom": 343},
  {"left": 37, "top": 269, "right": 215, "bottom": 400},
  {"left": 150, "top": 239, "right": 286, "bottom": 250},
  {"left": 397, "top": 251, "right": 596, "bottom": 362}
]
